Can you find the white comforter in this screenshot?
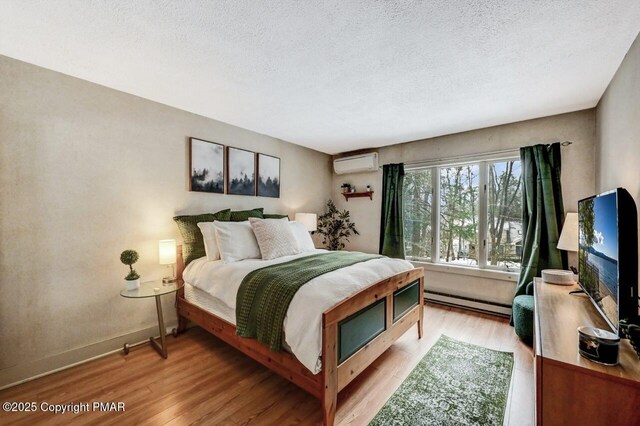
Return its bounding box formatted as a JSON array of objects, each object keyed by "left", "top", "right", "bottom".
[{"left": 183, "top": 249, "right": 413, "bottom": 374}]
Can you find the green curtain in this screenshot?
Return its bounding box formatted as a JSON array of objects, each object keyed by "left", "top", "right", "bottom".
[
  {"left": 514, "top": 143, "right": 567, "bottom": 301},
  {"left": 380, "top": 163, "right": 405, "bottom": 258}
]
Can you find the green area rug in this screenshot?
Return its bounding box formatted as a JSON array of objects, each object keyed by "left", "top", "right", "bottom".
[{"left": 370, "top": 335, "right": 514, "bottom": 426}]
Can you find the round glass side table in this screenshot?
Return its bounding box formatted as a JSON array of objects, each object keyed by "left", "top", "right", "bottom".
[{"left": 120, "top": 280, "right": 184, "bottom": 358}]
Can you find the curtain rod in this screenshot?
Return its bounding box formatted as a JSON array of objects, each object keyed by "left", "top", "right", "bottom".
[{"left": 383, "top": 141, "right": 573, "bottom": 169}]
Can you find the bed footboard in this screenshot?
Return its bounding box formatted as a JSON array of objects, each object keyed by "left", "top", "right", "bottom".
[{"left": 321, "top": 268, "right": 424, "bottom": 425}]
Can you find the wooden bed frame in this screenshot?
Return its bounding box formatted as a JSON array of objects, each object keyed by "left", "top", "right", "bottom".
[{"left": 174, "top": 245, "right": 424, "bottom": 425}]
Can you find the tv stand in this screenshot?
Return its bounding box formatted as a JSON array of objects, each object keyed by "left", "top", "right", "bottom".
[{"left": 533, "top": 278, "right": 640, "bottom": 425}]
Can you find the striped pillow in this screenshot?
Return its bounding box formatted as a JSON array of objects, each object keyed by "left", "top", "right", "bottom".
[
  {"left": 230, "top": 208, "right": 264, "bottom": 222},
  {"left": 263, "top": 213, "right": 289, "bottom": 220}
]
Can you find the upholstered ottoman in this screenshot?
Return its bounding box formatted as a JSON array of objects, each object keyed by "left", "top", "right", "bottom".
[{"left": 513, "top": 295, "right": 534, "bottom": 344}]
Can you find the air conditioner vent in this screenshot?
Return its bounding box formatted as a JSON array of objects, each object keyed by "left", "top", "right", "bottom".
[{"left": 333, "top": 152, "right": 379, "bottom": 175}]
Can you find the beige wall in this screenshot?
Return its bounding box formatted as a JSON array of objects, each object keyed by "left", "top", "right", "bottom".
[
  {"left": 595, "top": 31, "right": 640, "bottom": 312},
  {"left": 0, "top": 55, "right": 332, "bottom": 387},
  {"left": 332, "top": 110, "right": 596, "bottom": 304}
]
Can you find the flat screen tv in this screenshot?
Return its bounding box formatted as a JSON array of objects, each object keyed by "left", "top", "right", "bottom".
[{"left": 578, "top": 188, "right": 638, "bottom": 332}]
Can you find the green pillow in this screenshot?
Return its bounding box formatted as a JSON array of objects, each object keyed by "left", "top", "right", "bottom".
[
  {"left": 174, "top": 209, "right": 231, "bottom": 265},
  {"left": 230, "top": 208, "right": 264, "bottom": 222},
  {"left": 263, "top": 213, "right": 289, "bottom": 220}
]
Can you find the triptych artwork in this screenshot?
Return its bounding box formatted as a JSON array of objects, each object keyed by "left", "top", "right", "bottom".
[{"left": 189, "top": 137, "right": 280, "bottom": 198}]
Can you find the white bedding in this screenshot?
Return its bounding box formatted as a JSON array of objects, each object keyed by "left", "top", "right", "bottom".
[{"left": 183, "top": 249, "right": 413, "bottom": 374}]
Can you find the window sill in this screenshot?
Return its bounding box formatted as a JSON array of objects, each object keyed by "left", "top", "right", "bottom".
[{"left": 409, "top": 261, "right": 519, "bottom": 282}]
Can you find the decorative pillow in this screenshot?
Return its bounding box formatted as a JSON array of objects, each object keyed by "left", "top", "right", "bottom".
[
  {"left": 249, "top": 218, "right": 301, "bottom": 260},
  {"left": 290, "top": 221, "right": 316, "bottom": 252},
  {"left": 197, "top": 222, "right": 221, "bottom": 261},
  {"left": 174, "top": 209, "right": 231, "bottom": 265},
  {"left": 230, "top": 208, "right": 264, "bottom": 222},
  {"left": 214, "top": 221, "right": 262, "bottom": 263},
  {"left": 263, "top": 213, "right": 289, "bottom": 220}
]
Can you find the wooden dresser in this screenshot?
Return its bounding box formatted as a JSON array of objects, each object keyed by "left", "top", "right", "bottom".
[{"left": 533, "top": 278, "right": 640, "bottom": 425}]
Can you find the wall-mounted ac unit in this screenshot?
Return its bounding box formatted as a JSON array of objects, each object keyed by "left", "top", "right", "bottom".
[{"left": 333, "top": 152, "right": 379, "bottom": 175}]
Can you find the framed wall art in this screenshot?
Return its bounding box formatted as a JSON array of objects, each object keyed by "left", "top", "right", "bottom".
[
  {"left": 189, "top": 138, "right": 224, "bottom": 193},
  {"left": 257, "top": 153, "right": 280, "bottom": 198},
  {"left": 227, "top": 147, "right": 256, "bottom": 196}
]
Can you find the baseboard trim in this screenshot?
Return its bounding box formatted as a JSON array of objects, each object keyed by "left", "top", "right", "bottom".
[
  {"left": 425, "top": 291, "right": 512, "bottom": 317},
  {"left": 0, "top": 322, "right": 177, "bottom": 390}
]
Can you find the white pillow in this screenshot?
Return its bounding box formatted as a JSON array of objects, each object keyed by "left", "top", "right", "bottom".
[
  {"left": 197, "top": 222, "right": 221, "bottom": 261},
  {"left": 213, "top": 221, "right": 262, "bottom": 263},
  {"left": 249, "top": 218, "right": 301, "bottom": 260},
  {"left": 290, "top": 221, "right": 316, "bottom": 252}
]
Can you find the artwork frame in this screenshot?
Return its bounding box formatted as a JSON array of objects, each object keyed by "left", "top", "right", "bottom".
[
  {"left": 257, "top": 153, "right": 281, "bottom": 198},
  {"left": 189, "top": 137, "right": 225, "bottom": 194},
  {"left": 226, "top": 146, "right": 256, "bottom": 196}
]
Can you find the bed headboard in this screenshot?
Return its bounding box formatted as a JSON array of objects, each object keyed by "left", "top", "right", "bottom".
[
  {"left": 176, "top": 244, "right": 185, "bottom": 281},
  {"left": 176, "top": 245, "right": 185, "bottom": 297}
]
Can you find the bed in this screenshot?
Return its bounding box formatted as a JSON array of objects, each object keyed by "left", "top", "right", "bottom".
[{"left": 174, "top": 246, "right": 424, "bottom": 425}]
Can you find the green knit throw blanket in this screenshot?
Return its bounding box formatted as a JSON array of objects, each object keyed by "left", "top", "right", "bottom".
[{"left": 236, "top": 251, "right": 382, "bottom": 352}]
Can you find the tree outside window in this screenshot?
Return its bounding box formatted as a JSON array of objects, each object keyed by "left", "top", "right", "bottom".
[
  {"left": 439, "top": 165, "right": 479, "bottom": 266},
  {"left": 487, "top": 160, "right": 522, "bottom": 268},
  {"left": 403, "top": 169, "right": 432, "bottom": 261},
  {"left": 402, "top": 158, "right": 523, "bottom": 272}
]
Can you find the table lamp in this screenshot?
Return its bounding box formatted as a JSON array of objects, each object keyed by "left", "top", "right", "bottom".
[
  {"left": 542, "top": 212, "right": 578, "bottom": 285},
  {"left": 159, "top": 239, "right": 177, "bottom": 284},
  {"left": 557, "top": 212, "right": 578, "bottom": 253},
  {"left": 295, "top": 213, "right": 317, "bottom": 233}
]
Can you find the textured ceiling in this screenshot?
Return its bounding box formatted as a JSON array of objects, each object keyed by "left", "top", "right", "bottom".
[{"left": 1, "top": 1, "right": 639, "bottom": 154}]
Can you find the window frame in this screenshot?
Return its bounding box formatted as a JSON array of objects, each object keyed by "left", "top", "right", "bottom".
[{"left": 404, "top": 155, "right": 522, "bottom": 273}]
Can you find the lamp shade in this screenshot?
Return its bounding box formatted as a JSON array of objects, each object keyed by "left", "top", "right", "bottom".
[
  {"left": 557, "top": 212, "right": 578, "bottom": 252},
  {"left": 295, "top": 213, "right": 317, "bottom": 232},
  {"left": 159, "top": 239, "right": 177, "bottom": 265}
]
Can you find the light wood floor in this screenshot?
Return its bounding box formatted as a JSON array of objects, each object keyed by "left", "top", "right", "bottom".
[{"left": 0, "top": 303, "right": 534, "bottom": 425}]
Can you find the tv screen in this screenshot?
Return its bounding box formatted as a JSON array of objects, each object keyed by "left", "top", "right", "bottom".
[{"left": 578, "top": 188, "right": 638, "bottom": 332}]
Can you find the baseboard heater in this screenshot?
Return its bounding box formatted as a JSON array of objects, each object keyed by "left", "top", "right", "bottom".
[{"left": 425, "top": 290, "right": 512, "bottom": 317}]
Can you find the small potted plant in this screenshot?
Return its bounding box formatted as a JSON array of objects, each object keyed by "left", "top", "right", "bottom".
[
  {"left": 317, "top": 200, "right": 359, "bottom": 250},
  {"left": 120, "top": 249, "right": 141, "bottom": 290}
]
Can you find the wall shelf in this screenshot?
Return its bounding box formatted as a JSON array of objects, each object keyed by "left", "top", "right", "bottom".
[{"left": 342, "top": 191, "right": 374, "bottom": 201}]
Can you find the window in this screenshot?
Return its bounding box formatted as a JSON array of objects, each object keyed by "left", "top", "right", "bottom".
[
  {"left": 403, "top": 157, "right": 523, "bottom": 271},
  {"left": 486, "top": 160, "right": 523, "bottom": 269},
  {"left": 403, "top": 169, "right": 433, "bottom": 261},
  {"left": 439, "top": 165, "right": 479, "bottom": 266}
]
